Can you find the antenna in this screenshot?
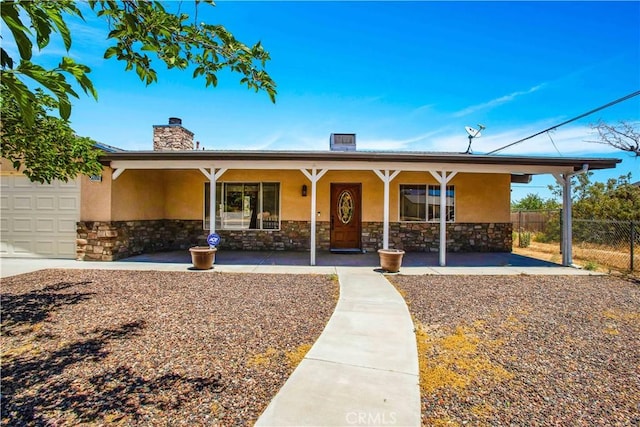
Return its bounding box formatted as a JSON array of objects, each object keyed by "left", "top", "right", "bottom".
[{"left": 464, "top": 124, "right": 485, "bottom": 154}]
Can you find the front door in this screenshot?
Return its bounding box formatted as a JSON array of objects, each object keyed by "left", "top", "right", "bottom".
[{"left": 330, "top": 183, "right": 362, "bottom": 251}]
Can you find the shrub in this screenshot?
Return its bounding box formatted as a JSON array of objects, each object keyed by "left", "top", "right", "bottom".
[
  {"left": 583, "top": 260, "right": 599, "bottom": 271},
  {"left": 518, "top": 231, "right": 532, "bottom": 248}
]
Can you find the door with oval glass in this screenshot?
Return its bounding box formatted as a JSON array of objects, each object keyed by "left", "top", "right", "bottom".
[{"left": 330, "top": 183, "right": 362, "bottom": 252}]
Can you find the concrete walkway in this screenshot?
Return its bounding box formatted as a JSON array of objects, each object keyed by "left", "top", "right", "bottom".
[{"left": 255, "top": 267, "right": 421, "bottom": 426}]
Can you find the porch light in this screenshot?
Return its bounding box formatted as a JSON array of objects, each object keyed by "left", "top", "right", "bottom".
[{"left": 301, "top": 184, "right": 308, "bottom": 197}]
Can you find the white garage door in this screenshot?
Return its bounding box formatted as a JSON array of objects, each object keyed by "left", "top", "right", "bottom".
[{"left": 1, "top": 176, "right": 80, "bottom": 258}]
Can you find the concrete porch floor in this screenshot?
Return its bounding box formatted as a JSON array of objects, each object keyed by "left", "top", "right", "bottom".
[{"left": 122, "top": 249, "right": 559, "bottom": 268}]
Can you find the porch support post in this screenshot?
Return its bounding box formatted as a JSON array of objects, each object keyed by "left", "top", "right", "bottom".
[
  {"left": 429, "top": 170, "right": 458, "bottom": 267},
  {"left": 373, "top": 169, "right": 400, "bottom": 249},
  {"left": 301, "top": 168, "right": 328, "bottom": 265},
  {"left": 199, "top": 167, "right": 227, "bottom": 234},
  {"left": 210, "top": 168, "right": 216, "bottom": 233},
  {"left": 553, "top": 164, "right": 588, "bottom": 267}
]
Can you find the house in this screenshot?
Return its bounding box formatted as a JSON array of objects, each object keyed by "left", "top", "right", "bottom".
[{"left": 73, "top": 118, "right": 620, "bottom": 266}]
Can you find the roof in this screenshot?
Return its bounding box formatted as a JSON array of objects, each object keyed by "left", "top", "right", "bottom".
[
  {"left": 95, "top": 142, "right": 125, "bottom": 153},
  {"left": 99, "top": 150, "right": 621, "bottom": 174}
]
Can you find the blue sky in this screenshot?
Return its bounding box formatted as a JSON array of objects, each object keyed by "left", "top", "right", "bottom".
[{"left": 13, "top": 1, "right": 640, "bottom": 202}]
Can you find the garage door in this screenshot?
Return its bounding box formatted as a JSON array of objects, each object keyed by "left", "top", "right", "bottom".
[{"left": 1, "top": 176, "right": 80, "bottom": 258}]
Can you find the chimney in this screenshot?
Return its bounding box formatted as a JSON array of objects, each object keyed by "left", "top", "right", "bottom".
[{"left": 152, "top": 117, "right": 195, "bottom": 151}]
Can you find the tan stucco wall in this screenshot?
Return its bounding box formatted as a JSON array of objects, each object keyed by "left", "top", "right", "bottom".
[
  {"left": 453, "top": 173, "right": 511, "bottom": 222},
  {"left": 79, "top": 168, "right": 511, "bottom": 224},
  {"left": 110, "top": 169, "right": 166, "bottom": 220},
  {"left": 164, "top": 170, "right": 206, "bottom": 219},
  {"left": 80, "top": 168, "right": 112, "bottom": 221}
]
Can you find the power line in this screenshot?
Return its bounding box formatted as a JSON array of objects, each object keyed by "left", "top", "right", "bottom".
[
  {"left": 546, "top": 130, "right": 562, "bottom": 156},
  {"left": 486, "top": 90, "right": 640, "bottom": 155}
]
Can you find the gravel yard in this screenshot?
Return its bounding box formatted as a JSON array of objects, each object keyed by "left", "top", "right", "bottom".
[
  {"left": 391, "top": 275, "right": 640, "bottom": 426},
  {"left": 1, "top": 269, "right": 337, "bottom": 426}
]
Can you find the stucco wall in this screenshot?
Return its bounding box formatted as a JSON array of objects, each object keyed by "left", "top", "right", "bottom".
[
  {"left": 163, "top": 169, "right": 205, "bottom": 220},
  {"left": 454, "top": 173, "right": 511, "bottom": 223},
  {"left": 80, "top": 168, "right": 112, "bottom": 221},
  {"left": 111, "top": 169, "right": 166, "bottom": 220},
  {"left": 79, "top": 168, "right": 511, "bottom": 224}
]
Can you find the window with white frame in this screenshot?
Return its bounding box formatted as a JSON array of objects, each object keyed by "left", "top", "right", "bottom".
[
  {"left": 204, "top": 182, "right": 280, "bottom": 230},
  {"left": 399, "top": 185, "right": 426, "bottom": 221},
  {"left": 399, "top": 184, "right": 455, "bottom": 222}
]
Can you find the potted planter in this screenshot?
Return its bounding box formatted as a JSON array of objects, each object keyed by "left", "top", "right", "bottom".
[
  {"left": 189, "top": 246, "right": 217, "bottom": 270},
  {"left": 378, "top": 248, "right": 405, "bottom": 273}
]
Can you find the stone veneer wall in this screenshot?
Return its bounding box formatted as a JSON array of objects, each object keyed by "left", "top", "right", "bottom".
[
  {"left": 77, "top": 220, "right": 206, "bottom": 261},
  {"left": 383, "top": 222, "right": 512, "bottom": 252},
  {"left": 77, "top": 220, "right": 512, "bottom": 261},
  {"left": 216, "top": 221, "right": 311, "bottom": 250}
]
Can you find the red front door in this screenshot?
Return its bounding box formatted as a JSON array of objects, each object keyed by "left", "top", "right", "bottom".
[{"left": 330, "top": 183, "right": 362, "bottom": 251}]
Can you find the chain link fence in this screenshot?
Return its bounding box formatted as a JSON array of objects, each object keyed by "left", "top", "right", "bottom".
[{"left": 511, "top": 210, "right": 639, "bottom": 274}]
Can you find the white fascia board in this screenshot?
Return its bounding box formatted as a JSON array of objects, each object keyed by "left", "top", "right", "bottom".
[{"left": 108, "top": 159, "right": 573, "bottom": 175}]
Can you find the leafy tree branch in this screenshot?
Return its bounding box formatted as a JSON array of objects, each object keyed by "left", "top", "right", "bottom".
[
  {"left": 547, "top": 172, "right": 640, "bottom": 221},
  {"left": 1, "top": 0, "right": 96, "bottom": 126},
  {"left": 1, "top": 0, "right": 276, "bottom": 182},
  {"left": 0, "top": 87, "right": 103, "bottom": 184},
  {"left": 91, "top": 0, "right": 276, "bottom": 99}
]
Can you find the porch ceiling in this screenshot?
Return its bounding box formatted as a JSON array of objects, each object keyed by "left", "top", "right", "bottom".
[{"left": 102, "top": 150, "right": 621, "bottom": 175}]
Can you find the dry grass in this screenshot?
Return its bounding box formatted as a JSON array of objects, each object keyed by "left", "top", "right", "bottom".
[
  {"left": 392, "top": 274, "right": 640, "bottom": 426},
  {"left": 514, "top": 240, "right": 639, "bottom": 275},
  {"left": 1, "top": 269, "right": 337, "bottom": 426}
]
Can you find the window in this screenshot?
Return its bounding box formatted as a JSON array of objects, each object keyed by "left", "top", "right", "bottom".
[
  {"left": 399, "top": 184, "right": 455, "bottom": 222},
  {"left": 427, "top": 185, "right": 455, "bottom": 222},
  {"left": 204, "top": 182, "right": 280, "bottom": 230},
  {"left": 400, "top": 185, "right": 426, "bottom": 221}
]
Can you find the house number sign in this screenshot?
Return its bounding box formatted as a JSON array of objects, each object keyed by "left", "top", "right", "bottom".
[{"left": 337, "top": 190, "right": 354, "bottom": 224}]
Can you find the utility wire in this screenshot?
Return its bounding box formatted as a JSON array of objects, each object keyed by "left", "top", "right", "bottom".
[
  {"left": 546, "top": 130, "right": 563, "bottom": 156},
  {"left": 486, "top": 90, "right": 640, "bottom": 155}
]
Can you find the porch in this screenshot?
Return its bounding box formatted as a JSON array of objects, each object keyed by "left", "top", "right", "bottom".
[{"left": 120, "top": 249, "right": 558, "bottom": 268}]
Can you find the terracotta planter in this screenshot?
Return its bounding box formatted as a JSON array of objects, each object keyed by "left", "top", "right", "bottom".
[
  {"left": 189, "top": 246, "right": 217, "bottom": 270},
  {"left": 378, "top": 249, "right": 405, "bottom": 273}
]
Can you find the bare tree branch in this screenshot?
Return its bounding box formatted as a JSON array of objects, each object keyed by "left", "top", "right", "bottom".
[{"left": 588, "top": 120, "right": 640, "bottom": 156}]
